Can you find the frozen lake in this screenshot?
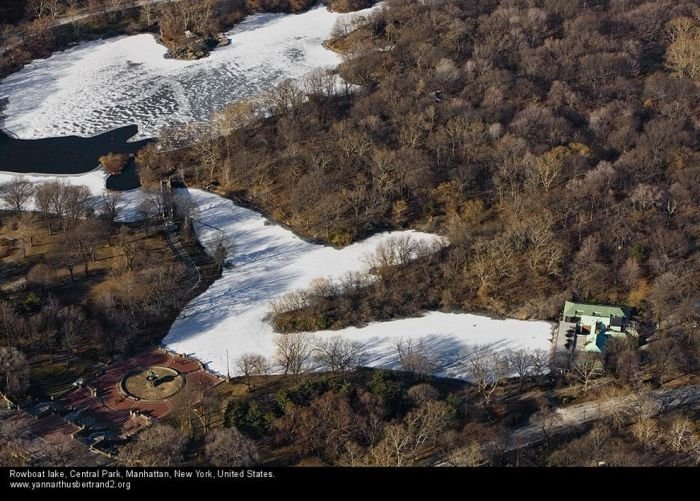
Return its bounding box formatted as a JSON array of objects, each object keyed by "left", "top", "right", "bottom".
[
  {"left": 164, "top": 189, "right": 554, "bottom": 379},
  {"left": 0, "top": 5, "right": 374, "bottom": 140}
]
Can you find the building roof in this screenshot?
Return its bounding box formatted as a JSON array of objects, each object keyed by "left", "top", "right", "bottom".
[
  {"left": 584, "top": 332, "right": 607, "bottom": 353},
  {"left": 564, "top": 301, "right": 629, "bottom": 319}
]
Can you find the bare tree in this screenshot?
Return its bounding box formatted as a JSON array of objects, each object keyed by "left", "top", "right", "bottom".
[
  {"left": 35, "top": 441, "right": 73, "bottom": 467},
  {"left": 547, "top": 424, "right": 611, "bottom": 466},
  {"left": 33, "top": 182, "right": 55, "bottom": 229},
  {"left": 99, "top": 192, "right": 123, "bottom": 227},
  {"left": 395, "top": 338, "right": 439, "bottom": 377},
  {"left": 236, "top": 353, "right": 270, "bottom": 392},
  {"left": 356, "top": 390, "right": 385, "bottom": 449},
  {"left": 370, "top": 422, "right": 413, "bottom": 467},
  {"left": 666, "top": 416, "right": 694, "bottom": 454},
  {"left": 631, "top": 418, "right": 662, "bottom": 452},
  {"left": 139, "top": 262, "right": 188, "bottom": 316},
  {"left": 647, "top": 336, "right": 679, "bottom": 385},
  {"left": 195, "top": 392, "right": 220, "bottom": 435},
  {"left": 118, "top": 424, "right": 186, "bottom": 467},
  {"left": 34, "top": 181, "right": 91, "bottom": 233},
  {"left": 603, "top": 336, "right": 639, "bottom": 384},
  {"left": 26, "top": 0, "right": 51, "bottom": 18},
  {"left": 56, "top": 231, "right": 82, "bottom": 281},
  {"left": 266, "top": 79, "right": 305, "bottom": 117},
  {"left": 530, "top": 349, "right": 551, "bottom": 379},
  {"left": 0, "top": 179, "right": 34, "bottom": 214},
  {"left": 0, "top": 302, "right": 20, "bottom": 347},
  {"left": 0, "top": 421, "right": 33, "bottom": 467},
  {"left": 447, "top": 441, "right": 486, "bottom": 467},
  {"left": 73, "top": 219, "right": 105, "bottom": 277},
  {"left": 314, "top": 335, "right": 366, "bottom": 375},
  {"left": 404, "top": 400, "right": 453, "bottom": 452},
  {"left": 665, "top": 17, "right": 700, "bottom": 82},
  {"left": 462, "top": 345, "right": 508, "bottom": 403},
  {"left": 0, "top": 25, "right": 19, "bottom": 54},
  {"left": 629, "top": 389, "right": 660, "bottom": 422},
  {"left": 569, "top": 352, "right": 603, "bottom": 393},
  {"left": 116, "top": 226, "right": 140, "bottom": 272},
  {"left": 65, "top": 0, "right": 82, "bottom": 36},
  {"left": 406, "top": 383, "right": 439, "bottom": 405},
  {"left": 141, "top": 0, "right": 156, "bottom": 26},
  {"left": 506, "top": 348, "right": 537, "bottom": 391},
  {"left": 272, "top": 390, "right": 358, "bottom": 459},
  {"left": 331, "top": 15, "right": 354, "bottom": 38},
  {"left": 63, "top": 184, "right": 92, "bottom": 230},
  {"left": 12, "top": 213, "right": 37, "bottom": 257},
  {"left": 0, "top": 347, "right": 29, "bottom": 398},
  {"left": 338, "top": 440, "right": 366, "bottom": 466},
  {"left": 274, "top": 332, "right": 314, "bottom": 376},
  {"left": 303, "top": 67, "right": 338, "bottom": 101},
  {"left": 369, "top": 400, "right": 452, "bottom": 466},
  {"left": 192, "top": 127, "right": 220, "bottom": 184},
  {"left": 211, "top": 100, "right": 256, "bottom": 168},
  {"left": 597, "top": 385, "right": 634, "bottom": 431},
  {"left": 364, "top": 235, "right": 421, "bottom": 278},
  {"left": 140, "top": 186, "right": 166, "bottom": 224},
  {"left": 204, "top": 427, "right": 259, "bottom": 467},
  {"left": 532, "top": 405, "right": 564, "bottom": 447},
  {"left": 58, "top": 306, "right": 88, "bottom": 355},
  {"left": 212, "top": 231, "right": 231, "bottom": 273}
]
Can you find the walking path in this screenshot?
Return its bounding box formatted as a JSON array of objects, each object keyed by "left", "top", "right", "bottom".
[
  {"left": 163, "top": 226, "right": 202, "bottom": 297},
  {"left": 506, "top": 384, "right": 700, "bottom": 451}
]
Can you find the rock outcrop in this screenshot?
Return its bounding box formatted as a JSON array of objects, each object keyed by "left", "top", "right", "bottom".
[{"left": 162, "top": 33, "right": 230, "bottom": 61}]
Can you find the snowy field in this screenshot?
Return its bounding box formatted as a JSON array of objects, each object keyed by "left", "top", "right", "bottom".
[
  {"left": 0, "top": 5, "right": 377, "bottom": 140},
  {"left": 164, "top": 190, "right": 554, "bottom": 380},
  {"left": 0, "top": 169, "right": 149, "bottom": 222}
]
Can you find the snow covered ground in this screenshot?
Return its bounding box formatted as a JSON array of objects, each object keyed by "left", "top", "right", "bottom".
[
  {"left": 0, "top": 169, "right": 150, "bottom": 222},
  {"left": 164, "top": 189, "right": 554, "bottom": 380},
  {"left": 0, "top": 5, "right": 378, "bottom": 140},
  {"left": 0, "top": 169, "right": 106, "bottom": 195}
]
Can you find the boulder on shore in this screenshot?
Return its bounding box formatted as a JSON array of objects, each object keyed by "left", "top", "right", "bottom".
[{"left": 164, "top": 44, "right": 210, "bottom": 60}]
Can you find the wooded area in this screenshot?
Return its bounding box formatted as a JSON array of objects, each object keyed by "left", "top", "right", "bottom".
[
  {"left": 139, "top": 0, "right": 698, "bottom": 343},
  {"left": 0, "top": 179, "right": 218, "bottom": 402},
  {"left": 125, "top": 0, "right": 700, "bottom": 466},
  {"left": 1, "top": 0, "right": 698, "bottom": 468}
]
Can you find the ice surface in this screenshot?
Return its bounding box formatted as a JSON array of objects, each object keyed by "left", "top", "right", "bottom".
[
  {"left": 163, "top": 189, "right": 554, "bottom": 380},
  {"left": 0, "top": 6, "right": 377, "bottom": 140}
]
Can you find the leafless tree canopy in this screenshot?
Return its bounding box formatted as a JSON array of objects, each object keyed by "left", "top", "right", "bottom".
[
  {"left": 119, "top": 424, "right": 186, "bottom": 467},
  {"left": 274, "top": 332, "right": 314, "bottom": 376},
  {"left": 314, "top": 335, "right": 366, "bottom": 374},
  {"left": 569, "top": 352, "right": 604, "bottom": 393},
  {"left": 204, "top": 427, "right": 259, "bottom": 467},
  {"left": 369, "top": 400, "right": 453, "bottom": 466},
  {"left": 462, "top": 345, "right": 509, "bottom": 403},
  {"left": 395, "top": 338, "right": 439, "bottom": 377},
  {"left": 236, "top": 353, "right": 271, "bottom": 391},
  {"left": 0, "top": 347, "right": 29, "bottom": 397},
  {"left": 0, "top": 179, "right": 34, "bottom": 213}
]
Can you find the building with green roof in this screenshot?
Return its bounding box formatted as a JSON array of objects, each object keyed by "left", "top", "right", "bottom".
[{"left": 561, "top": 301, "right": 632, "bottom": 353}]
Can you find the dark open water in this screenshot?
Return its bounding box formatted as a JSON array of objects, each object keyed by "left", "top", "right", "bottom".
[{"left": 0, "top": 122, "right": 151, "bottom": 191}]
